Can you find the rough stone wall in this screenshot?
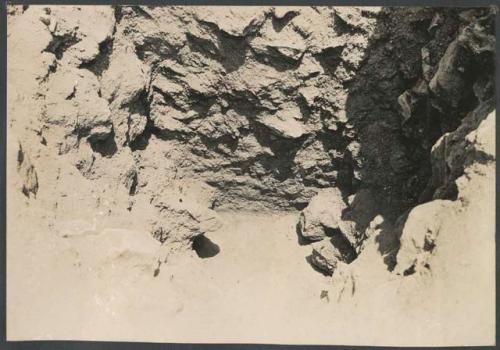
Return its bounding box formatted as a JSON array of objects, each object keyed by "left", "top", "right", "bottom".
[
  {"left": 12, "top": 6, "right": 386, "bottom": 212},
  {"left": 295, "top": 6, "right": 495, "bottom": 276},
  {"left": 346, "top": 7, "right": 495, "bottom": 223},
  {"left": 7, "top": 6, "right": 496, "bottom": 261}
]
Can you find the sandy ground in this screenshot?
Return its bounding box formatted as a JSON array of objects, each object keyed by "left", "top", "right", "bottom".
[
  {"left": 7, "top": 194, "right": 495, "bottom": 346},
  {"left": 7, "top": 208, "right": 338, "bottom": 343}
]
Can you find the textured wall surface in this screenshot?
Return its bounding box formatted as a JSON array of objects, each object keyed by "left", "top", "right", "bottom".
[{"left": 6, "top": 5, "right": 496, "bottom": 345}]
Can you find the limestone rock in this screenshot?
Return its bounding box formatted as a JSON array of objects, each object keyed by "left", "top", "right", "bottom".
[
  {"left": 128, "top": 114, "right": 148, "bottom": 143},
  {"left": 257, "top": 105, "right": 308, "bottom": 139},
  {"left": 309, "top": 240, "right": 343, "bottom": 275},
  {"left": 191, "top": 110, "right": 249, "bottom": 140},
  {"left": 101, "top": 48, "right": 149, "bottom": 107},
  {"left": 193, "top": 7, "right": 270, "bottom": 37},
  {"left": 47, "top": 6, "right": 115, "bottom": 65},
  {"left": 101, "top": 47, "right": 150, "bottom": 145},
  {"left": 465, "top": 110, "right": 495, "bottom": 159},
  {"left": 395, "top": 200, "right": 458, "bottom": 275},
  {"left": 429, "top": 13, "right": 494, "bottom": 114},
  {"left": 298, "top": 188, "right": 348, "bottom": 241},
  {"left": 295, "top": 53, "right": 324, "bottom": 79},
  {"left": 8, "top": 6, "right": 496, "bottom": 271},
  {"left": 294, "top": 140, "right": 331, "bottom": 171},
  {"left": 6, "top": 7, "right": 497, "bottom": 341},
  {"left": 249, "top": 19, "right": 306, "bottom": 62},
  {"left": 421, "top": 103, "right": 495, "bottom": 202},
  {"left": 309, "top": 233, "right": 358, "bottom": 275},
  {"left": 43, "top": 67, "right": 113, "bottom": 145},
  {"left": 151, "top": 112, "right": 188, "bottom": 133}
]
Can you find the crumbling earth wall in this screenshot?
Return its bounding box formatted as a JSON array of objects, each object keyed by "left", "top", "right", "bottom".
[{"left": 7, "top": 6, "right": 496, "bottom": 273}]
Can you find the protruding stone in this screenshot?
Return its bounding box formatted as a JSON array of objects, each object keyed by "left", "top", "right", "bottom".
[
  {"left": 43, "top": 68, "right": 113, "bottom": 145},
  {"left": 310, "top": 240, "right": 342, "bottom": 275},
  {"left": 257, "top": 105, "right": 308, "bottom": 139},
  {"left": 298, "top": 188, "right": 348, "bottom": 241},
  {"left": 152, "top": 113, "right": 188, "bottom": 133},
  {"left": 128, "top": 114, "right": 148, "bottom": 143},
  {"left": 273, "top": 6, "right": 301, "bottom": 19},
  {"left": 249, "top": 19, "right": 306, "bottom": 62},
  {"left": 396, "top": 200, "right": 457, "bottom": 275},
  {"left": 309, "top": 235, "right": 357, "bottom": 275},
  {"left": 193, "top": 7, "right": 270, "bottom": 37}
]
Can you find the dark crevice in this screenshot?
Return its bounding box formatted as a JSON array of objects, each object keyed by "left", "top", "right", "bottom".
[
  {"left": 88, "top": 129, "right": 118, "bottom": 157},
  {"left": 79, "top": 36, "right": 114, "bottom": 76},
  {"left": 333, "top": 13, "right": 367, "bottom": 36},
  {"left": 44, "top": 33, "right": 81, "bottom": 60},
  {"left": 324, "top": 228, "right": 357, "bottom": 263},
  {"left": 295, "top": 221, "right": 312, "bottom": 246},
  {"left": 129, "top": 118, "right": 155, "bottom": 151},
  {"left": 192, "top": 235, "right": 220, "bottom": 258},
  {"left": 271, "top": 10, "right": 299, "bottom": 32},
  {"left": 314, "top": 46, "right": 344, "bottom": 75},
  {"left": 249, "top": 46, "right": 303, "bottom": 72},
  {"left": 403, "top": 264, "right": 416, "bottom": 276},
  {"left": 113, "top": 5, "right": 123, "bottom": 23},
  {"left": 305, "top": 255, "right": 333, "bottom": 276}
]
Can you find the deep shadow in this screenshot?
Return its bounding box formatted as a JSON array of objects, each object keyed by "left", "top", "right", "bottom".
[
  {"left": 185, "top": 21, "right": 249, "bottom": 74},
  {"left": 192, "top": 235, "right": 220, "bottom": 258},
  {"left": 271, "top": 10, "right": 299, "bottom": 33},
  {"left": 79, "top": 35, "right": 114, "bottom": 77},
  {"left": 342, "top": 7, "right": 494, "bottom": 269},
  {"left": 344, "top": 7, "right": 445, "bottom": 225},
  {"left": 314, "top": 46, "right": 344, "bottom": 76},
  {"left": 324, "top": 228, "right": 357, "bottom": 263},
  {"left": 305, "top": 255, "right": 333, "bottom": 277},
  {"left": 295, "top": 221, "right": 312, "bottom": 246},
  {"left": 129, "top": 118, "right": 154, "bottom": 151},
  {"left": 89, "top": 129, "right": 118, "bottom": 157}
]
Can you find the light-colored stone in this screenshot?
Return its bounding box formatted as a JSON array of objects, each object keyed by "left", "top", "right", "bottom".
[{"left": 298, "top": 188, "right": 347, "bottom": 241}]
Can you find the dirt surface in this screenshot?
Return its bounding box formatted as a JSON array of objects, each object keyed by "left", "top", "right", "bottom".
[{"left": 8, "top": 203, "right": 494, "bottom": 345}]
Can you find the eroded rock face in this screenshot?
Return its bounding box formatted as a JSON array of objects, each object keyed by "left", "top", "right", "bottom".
[
  {"left": 7, "top": 6, "right": 495, "bottom": 278},
  {"left": 296, "top": 7, "right": 495, "bottom": 276},
  {"left": 42, "top": 67, "right": 113, "bottom": 149},
  {"left": 347, "top": 7, "right": 495, "bottom": 221},
  {"left": 15, "top": 5, "right": 384, "bottom": 213},
  {"left": 396, "top": 108, "right": 495, "bottom": 276}
]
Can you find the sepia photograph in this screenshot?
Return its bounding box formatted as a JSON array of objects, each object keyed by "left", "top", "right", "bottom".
[{"left": 4, "top": 3, "right": 497, "bottom": 347}]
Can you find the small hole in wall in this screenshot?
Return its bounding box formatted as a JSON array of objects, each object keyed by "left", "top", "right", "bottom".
[
  {"left": 192, "top": 235, "right": 220, "bottom": 259},
  {"left": 403, "top": 265, "right": 416, "bottom": 276}
]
